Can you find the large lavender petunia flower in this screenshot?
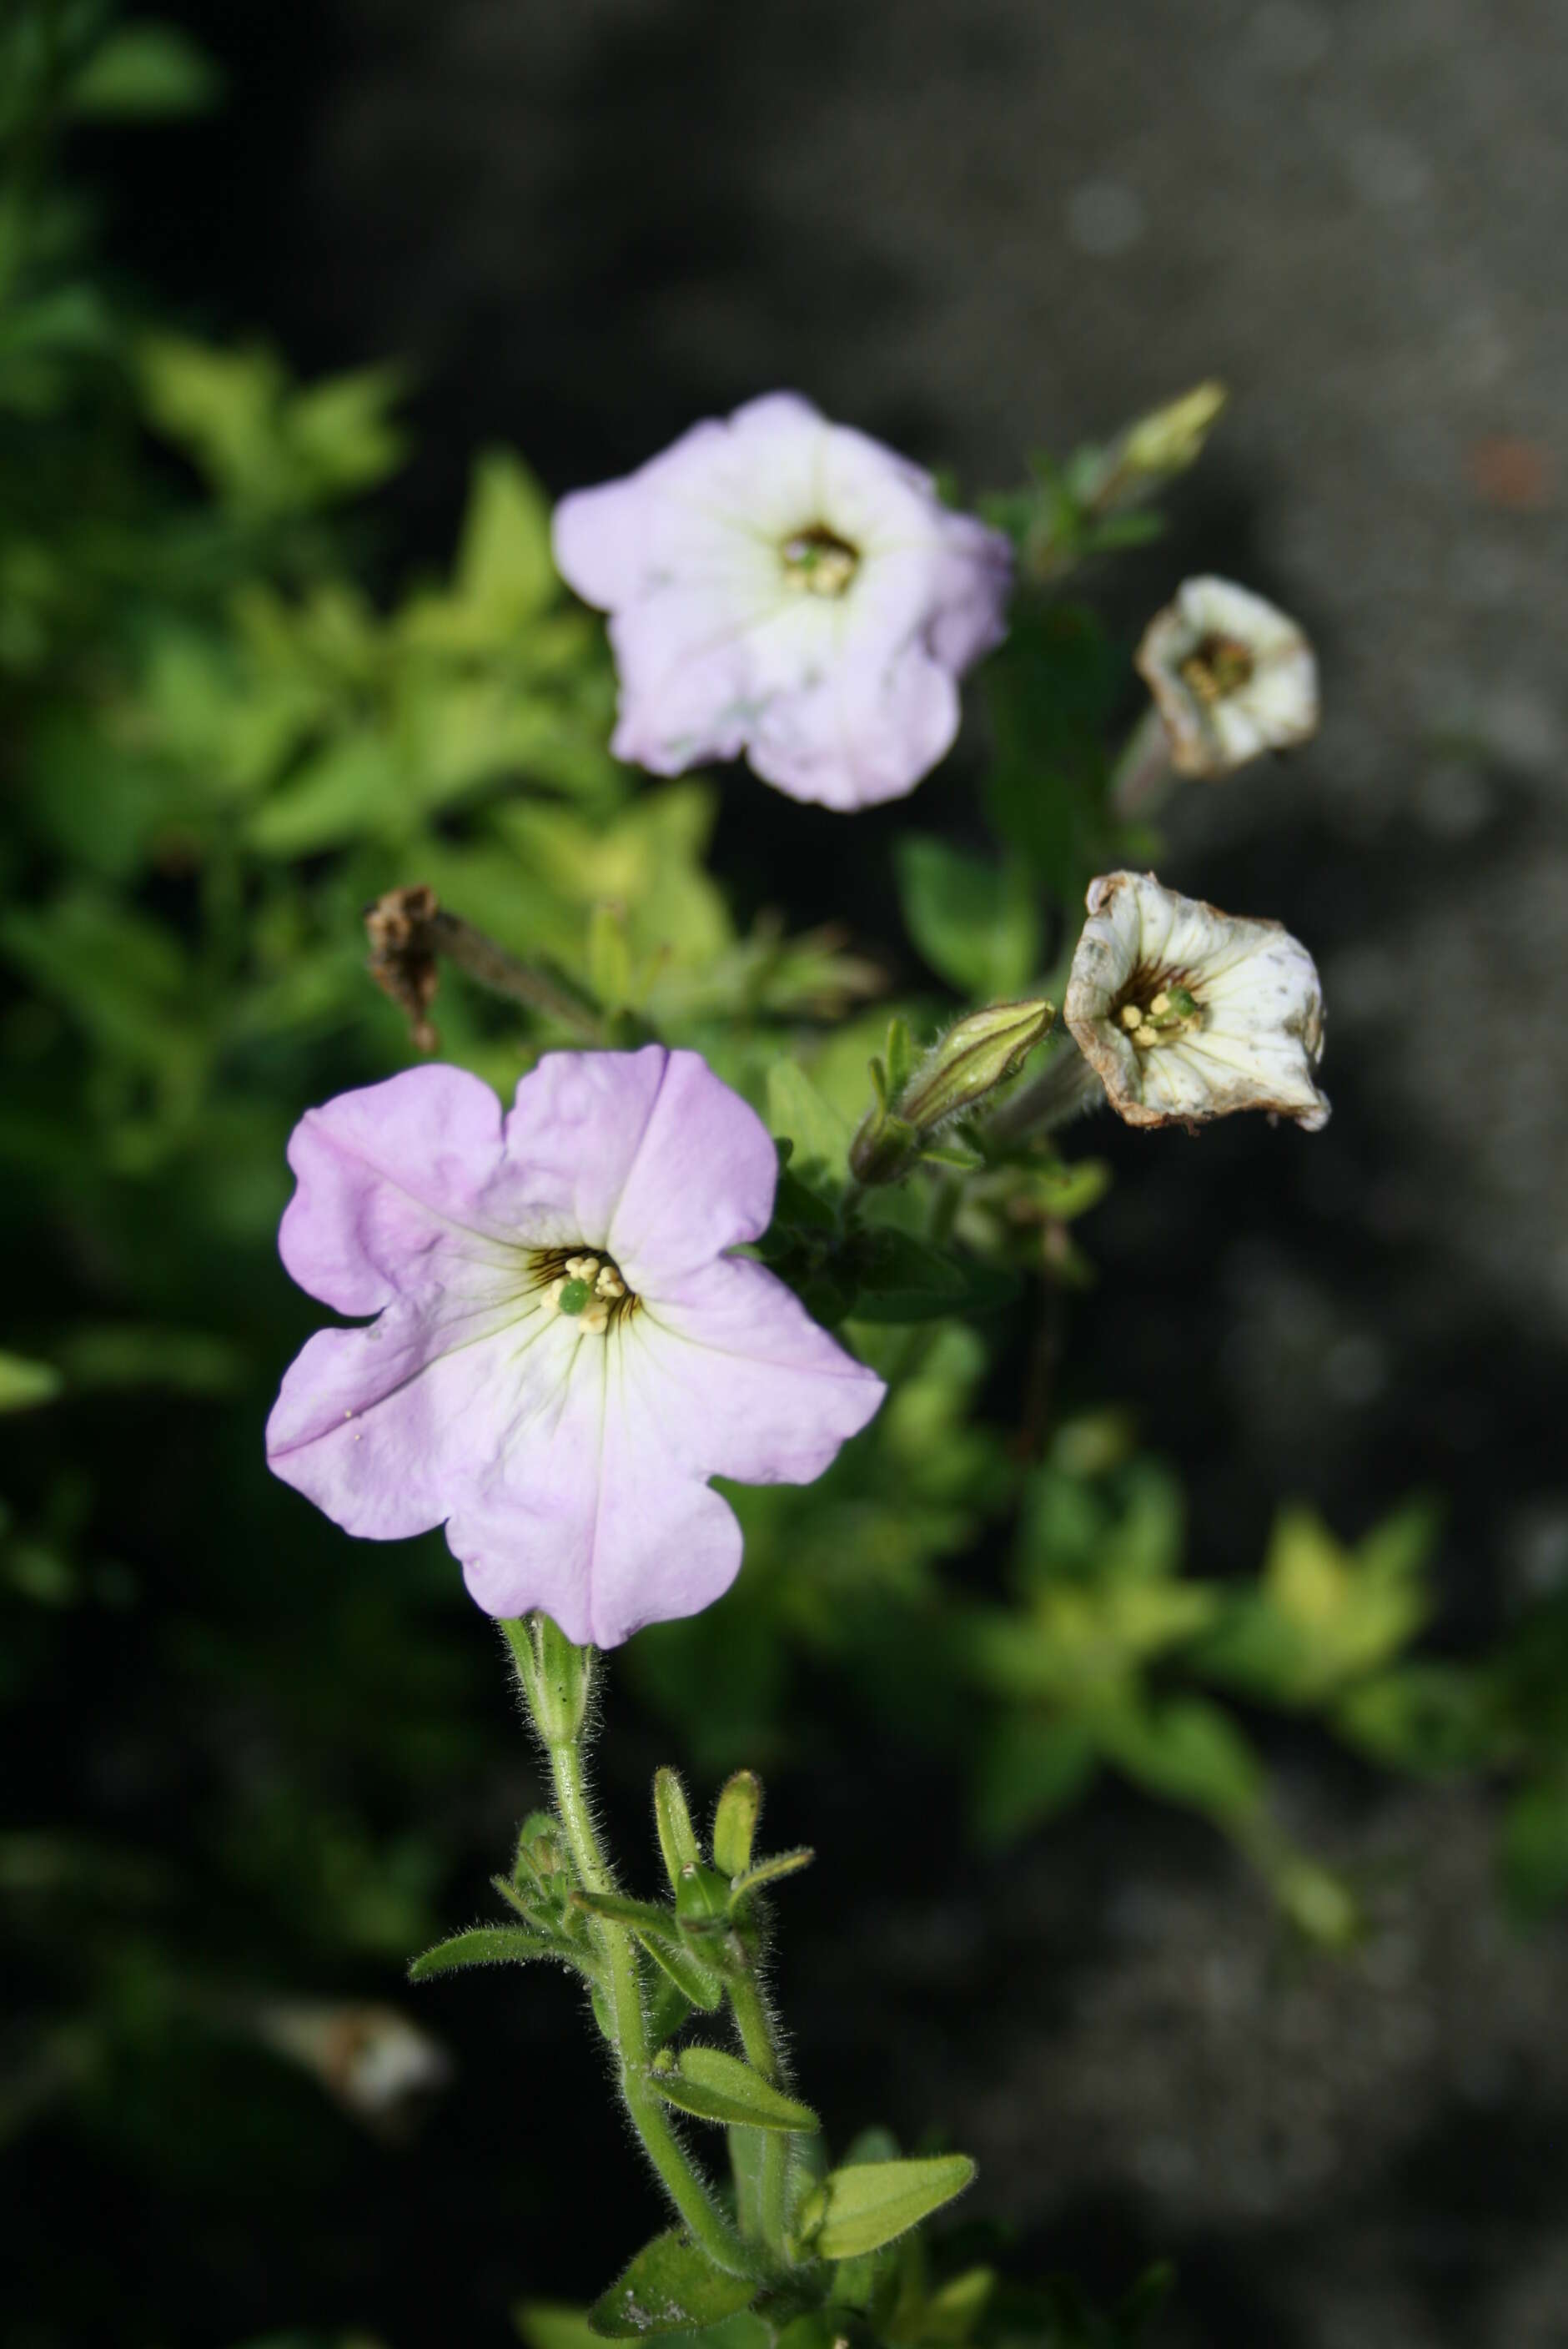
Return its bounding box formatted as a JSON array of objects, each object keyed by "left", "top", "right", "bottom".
[
  {"left": 265, "top": 1048, "right": 885, "bottom": 1647},
  {"left": 553, "top": 393, "right": 1013, "bottom": 812}
]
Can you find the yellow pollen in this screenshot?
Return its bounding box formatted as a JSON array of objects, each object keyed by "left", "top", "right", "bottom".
[{"left": 1119, "top": 984, "right": 1203, "bottom": 1051}]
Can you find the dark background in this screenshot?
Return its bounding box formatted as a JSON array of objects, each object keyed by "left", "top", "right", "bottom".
[{"left": 59, "top": 3, "right": 1568, "bottom": 2345}]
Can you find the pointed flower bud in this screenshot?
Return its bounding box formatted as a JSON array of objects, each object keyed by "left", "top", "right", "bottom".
[
  {"left": 1112, "top": 381, "right": 1229, "bottom": 497},
  {"left": 851, "top": 1000, "right": 1055, "bottom": 1184}
]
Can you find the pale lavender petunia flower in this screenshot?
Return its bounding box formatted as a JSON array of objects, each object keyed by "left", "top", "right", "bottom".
[
  {"left": 552, "top": 392, "right": 1013, "bottom": 812},
  {"left": 265, "top": 1047, "right": 885, "bottom": 1647}
]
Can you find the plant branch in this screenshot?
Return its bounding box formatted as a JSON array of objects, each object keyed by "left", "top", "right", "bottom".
[{"left": 365, "top": 884, "right": 605, "bottom": 1049}]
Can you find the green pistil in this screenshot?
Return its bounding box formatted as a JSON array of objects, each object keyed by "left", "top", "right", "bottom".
[{"left": 557, "top": 1278, "right": 592, "bottom": 1316}]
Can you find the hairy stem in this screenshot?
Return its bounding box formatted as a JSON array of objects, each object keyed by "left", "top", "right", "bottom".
[
  {"left": 726, "top": 1967, "right": 797, "bottom": 2259},
  {"left": 510, "top": 1631, "right": 759, "bottom": 2281}
]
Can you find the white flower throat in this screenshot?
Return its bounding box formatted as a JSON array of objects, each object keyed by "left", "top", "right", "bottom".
[{"left": 780, "top": 524, "right": 859, "bottom": 599}]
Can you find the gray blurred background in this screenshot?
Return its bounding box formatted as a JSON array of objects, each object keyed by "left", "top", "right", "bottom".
[{"left": 144, "top": 3, "right": 1568, "bottom": 2341}]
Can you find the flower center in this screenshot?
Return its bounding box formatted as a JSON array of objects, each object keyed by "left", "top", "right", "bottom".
[
  {"left": 1118, "top": 984, "right": 1202, "bottom": 1052},
  {"left": 531, "top": 1248, "right": 637, "bottom": 1336},
  {"left": 780, "top": 523, "right": 859, "bottom": 599},
  {"left": 1179, "top": 633, "right": 1254, "bottom": 704}
]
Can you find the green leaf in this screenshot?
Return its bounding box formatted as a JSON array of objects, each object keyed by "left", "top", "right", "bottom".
[
  {"left": 654, "top": 1768, "right": 701, "bottom": 1889},
  {"left": 246, "top": 737, "right": 399, "bottom": 858},
  {"left": 1333, "top": 1664, "right": 1491, "bottom": 1777},
  {"left": 636, "top": 1930, "right": 724, "bottom": 2015},
  {"left": 1101, "top": 1698, "right": 1264, "bottom": 1824},
  {"left": 0, "top": 1352, "right": 64, "bottom": 1412},
  {"left": 650, "top": 2046, "right": 818, "bottom": 2133},
  {"left": 588, "top": 2230, "right": 757, "bottom": 2340},
  {"left": 852, "top": 1230, "right": 967, "bottom": 1318},
  {"left": 766, "top": 1064, "right": 852, "bottom": 1198},
  {"left": 798, "top": 2154, "right": 976, "bottom": 2260},
  {"left": 455, "top": 450, "right": 557, "bottom": 626},
  {"left": 711, "top": 1770, "right": 761, "bottom": 1878},
  {"left": 894, "top": 836, "right": 1042, "bottom": 998},
  {"left": 68, "top": 23, "right": 222, "bottom": 118},
  {"left": 410, "top": 1925, "right": 556, "bottom": 1979}
]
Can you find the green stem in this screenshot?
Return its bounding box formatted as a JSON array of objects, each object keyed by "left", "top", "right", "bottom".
[
  {"left": 726, "top": 1968, "right": 797, "bottom": 2259},
  {"left": 511, "top": 1633, "right": 759, "bottom": 2281}
]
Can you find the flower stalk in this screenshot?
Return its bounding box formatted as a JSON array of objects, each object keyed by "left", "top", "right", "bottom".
[{"left": 503, "top": 1617, "right": 762, "bottom": 2283}]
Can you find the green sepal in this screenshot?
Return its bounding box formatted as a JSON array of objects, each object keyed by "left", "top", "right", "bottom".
[
  {"left": 796, "top": 2154, "right": 976, "bottom": 2260},
  {"left": 572, "top": 1888, "right": 678, "bottom": 1935},
  {"left": 712, "top": 1770, "right": 761, "bottom": 1879},
  {"left": 675, "top": 1862, "right": 733, "bottom": 1934},
  {"left": 513, "top": 1808, "right": 566, "bottom": 1889},
  {"left": 587, "top": 2231, "right": 758, "bottom": 2340},
  {"left": 649, "top": 2045, "right": 819, "bottom": 2133},
  {"left": 731, "top": 1847, "right": 814, "bottom": 1903},
  {"left": 638, "top": 1929, "right": 725, "bottom": 2014},
  {"left": 655, "top": 1766, "right": 701, "bottom": 1888},
  {"left": 409, "top": 1925, "right": 557, "bottom": 1981}
]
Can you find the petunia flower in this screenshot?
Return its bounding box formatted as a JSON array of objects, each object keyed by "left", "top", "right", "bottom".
[
  {"left": 552, "top": 392, "right": 1013, "bottom": 812},
  {"left": 265, "top": 1047, "right": 885, "bottom": 1647},
  {"left": 1135, "top": 575, "right": 1319, "bottom": 777},
  {"left": 1063, "top": 870, "right": 1329, "bottom": 1131}
]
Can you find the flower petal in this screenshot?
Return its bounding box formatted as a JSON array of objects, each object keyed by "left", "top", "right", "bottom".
[
  {"left": 641, "top": 1256, "right": 887, "bottom": 1482},
  {"left": 278, "top": 1065, "right": 516, "bottom": 1316},
  {"left": 266, "top": 1292, "right": 565, "bottom": 1539},
  {"left": 449, "top": 1331, "right": 747, "bottom": 1647},
  {"left": 500, "top": 1045, "right": 778, "bottom": 1288}
]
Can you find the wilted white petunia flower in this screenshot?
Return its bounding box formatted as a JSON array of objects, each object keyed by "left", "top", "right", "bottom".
[
  {"left": 1064, "top": 870, "right": 1329, "bottom": 1131},
  {"left": 552, "top": 393, "right": 1013, "bottom": 812},
  {"left": 1136, "top": 576, "right": 1318, "bottom": 777}
]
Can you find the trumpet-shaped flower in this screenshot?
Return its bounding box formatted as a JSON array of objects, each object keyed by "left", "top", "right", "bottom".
[
  {"left": 265, "top": 1049, "right": 885, "bottom": 1647},
  {"left": 552, "top": 392, "right": 1013, "bottom": 812},
  {"left": 1136, "top": 575, "right": 1319, "bottom": 777},
  {"left": 1064, "top": 871, "right": 1329, "bottom": 1131}
]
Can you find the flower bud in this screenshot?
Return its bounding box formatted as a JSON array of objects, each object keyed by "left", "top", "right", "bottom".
[
  {"left": 852, "top": 1000, "right": 1054, "bottom": 1183},
  {"left": 1113, "top": 380, "right": 1228, "bottom": 493}
]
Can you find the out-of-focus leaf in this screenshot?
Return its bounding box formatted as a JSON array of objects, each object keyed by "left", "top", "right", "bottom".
[
  {"left": 0, "top": 1352, "right": 63, "bottom": 1411},
  {"left": 68, "top": 23, "right": 222, "bottom": 118},
  {"left": 766, "top": 1063, "right": 852, "bottom": 1198},
  {"left": 894, "top": 835, "right": 1042, "bottom": 998}
]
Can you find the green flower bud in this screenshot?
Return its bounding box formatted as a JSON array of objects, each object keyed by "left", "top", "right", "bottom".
[
  {"left": 1117, "top": 380, "right": 1228, "bottom": 485},
  {"left": 851, "top": 999, "right": 1054, "bottom": 1184}
]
